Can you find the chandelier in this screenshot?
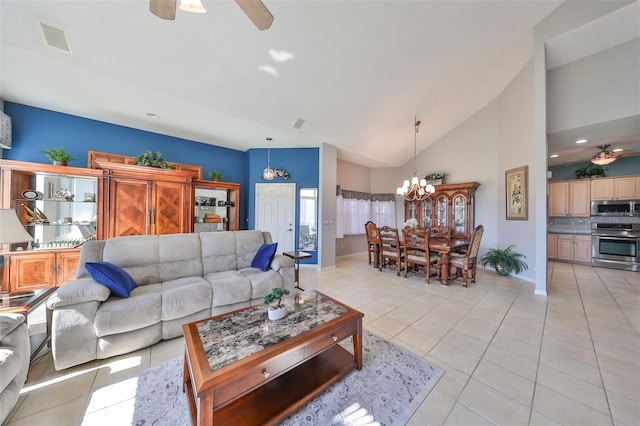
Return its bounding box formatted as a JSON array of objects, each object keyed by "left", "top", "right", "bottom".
[
  {"left": 262, "top": 137, "right": 275, "bottom": 180},
  {"left": 591, "top": 144, "right": 617, "bottom": 166},
  {"left": 396, "top": 116, "right": 435, "bottom": 201}
]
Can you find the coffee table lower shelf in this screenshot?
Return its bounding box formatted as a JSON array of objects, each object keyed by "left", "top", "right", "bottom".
[{"left": 184, "top": 344, "right": 356, "bottom": 425}]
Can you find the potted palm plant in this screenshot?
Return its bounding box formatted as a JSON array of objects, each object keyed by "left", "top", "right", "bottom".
[
  {"left": 479, "top": 245, "right": 528, "bottom": 276},
  {"left": 40, "top": 147, "right": 76, "bottom": 166},
  {"left": 263, "top": 287, "right": 290, "bottom": 320}
]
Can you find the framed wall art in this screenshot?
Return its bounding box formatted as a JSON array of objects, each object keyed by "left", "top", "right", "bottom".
[{"left": 505, "top": 165, "right": 528, "bottom": 220}]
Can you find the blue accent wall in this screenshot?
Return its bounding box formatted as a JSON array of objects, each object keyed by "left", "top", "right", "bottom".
[
  {"left": 548, "top": 156, "right": 640, "bottom": 181},
  {"left": 4, "top": 102, "right": 250, "bottom": 228},
  {"left": 2, "top": 103, "right": 321, "bottom": 264},
  {"left": 247, "top": 147, "right": 319, "bottom": 264}
]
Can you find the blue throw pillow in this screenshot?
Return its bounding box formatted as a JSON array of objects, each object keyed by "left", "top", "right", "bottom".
[
  {"left": 251, "top": 243, "right": 278, "bottom": 271},
  {"left": 85, "top": 261, "right": 137, "bottom": 298}
]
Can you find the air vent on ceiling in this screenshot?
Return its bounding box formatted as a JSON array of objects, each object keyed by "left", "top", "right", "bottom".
[
  {"left": 39, "top": 21, "right": 72, "bottom": 53},
  {"left": 292, "top": 118, "right": 305, "bottom": 130}
]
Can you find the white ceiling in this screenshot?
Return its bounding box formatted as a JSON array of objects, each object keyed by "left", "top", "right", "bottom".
[{"left": 0, "top": 1, "right": 634, "bottom": 169}]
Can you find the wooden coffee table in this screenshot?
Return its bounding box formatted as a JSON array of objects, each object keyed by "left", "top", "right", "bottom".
[{"left": 182, "top": 291, "right": 364, "bottom": 425}]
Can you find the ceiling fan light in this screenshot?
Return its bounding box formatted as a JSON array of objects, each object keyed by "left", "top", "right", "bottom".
[
  {"left": 591, "top": 157, "right": 617, "bottom": 166},
  {"left": 179, "top": 0, "right": 207, "bottom": 14}
]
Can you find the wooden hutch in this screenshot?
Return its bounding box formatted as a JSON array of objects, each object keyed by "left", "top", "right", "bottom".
[{"left": 404, "top": 181, "right": 480, "bottom": 242}]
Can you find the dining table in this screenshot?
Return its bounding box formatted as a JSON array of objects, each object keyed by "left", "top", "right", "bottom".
[{"left": 428, "top": 238, "right": 469, "bottom": 286}]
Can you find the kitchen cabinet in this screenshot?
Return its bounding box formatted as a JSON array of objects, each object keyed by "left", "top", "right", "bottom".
[
  {"left": 591, "top": 176, "right": 640, "bottom": 200},
  {"left": 98, "top": 161, "right": 196, "bottom": 238},
  {"left": 547, "top": 234, "right": 557, "bottom": 259},
  {"left": 548, "top": 180, "right": 590, "bottom": 217},
  {"left": 556, "top": 234, "right": 591, "bottom": 264},
  {"left": 404, "top": 182, "right": 480, "bottom": 242},
  {"left": 193, "top": 180, "right": 240, "bottom": 232},
  {"left": 3, "top": 249, "right": 79, "bottom": 292}
]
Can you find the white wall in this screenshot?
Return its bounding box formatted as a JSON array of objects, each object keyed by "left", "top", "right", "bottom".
[
  {"left": 319, "top": 143, "right": 338, "bottom": 269},
  {"left": 547, "top": 38, "right": 640, "bottom": 132},
  {"left": 337, "top": 160, "right": 371, "bottom": 193}
]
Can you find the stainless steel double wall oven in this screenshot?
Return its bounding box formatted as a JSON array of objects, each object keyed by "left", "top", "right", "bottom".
[{"left": 590, "top": 200, "right": 640, "bottom": 271}]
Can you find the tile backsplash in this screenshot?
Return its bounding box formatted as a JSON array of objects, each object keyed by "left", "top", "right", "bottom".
[{"left": 548, "top": 217, "right": 591, "bottom": 233}]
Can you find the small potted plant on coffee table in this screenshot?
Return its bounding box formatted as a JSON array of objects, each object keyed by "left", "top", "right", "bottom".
[{"left": 263, "top": 287, "right": 290, "bottom": 320}]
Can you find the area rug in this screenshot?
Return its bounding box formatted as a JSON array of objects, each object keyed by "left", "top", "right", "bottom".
[{"left": 84, "top": 330, "right": 444, "bottom": 426}]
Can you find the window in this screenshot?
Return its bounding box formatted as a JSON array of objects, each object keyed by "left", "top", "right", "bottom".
[{"left": 336, "top": 188, "right": 395, "bottom": 238}]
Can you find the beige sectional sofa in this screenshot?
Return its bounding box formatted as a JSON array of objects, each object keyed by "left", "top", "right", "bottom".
[{"left": 47, "top": 230, "right": 295, "bottom": 370}]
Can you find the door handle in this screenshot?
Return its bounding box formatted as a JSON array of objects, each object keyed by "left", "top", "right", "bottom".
[{"left": 286, "top": 228, "right": 292, "bottom": 231}]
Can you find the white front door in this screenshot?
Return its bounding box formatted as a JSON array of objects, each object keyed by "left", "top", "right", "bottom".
[{"left": 255, "top": 183, "right": 296, "bottom": 253}]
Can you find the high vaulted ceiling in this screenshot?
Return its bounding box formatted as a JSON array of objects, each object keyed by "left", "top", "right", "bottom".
[{"left": 1, "top": 1, "right": 631, "bottom": 168}]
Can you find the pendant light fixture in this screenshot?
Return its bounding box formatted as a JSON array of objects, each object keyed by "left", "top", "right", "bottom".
[
  {"left": 262, "top": 137, "right": 275, "bottom": 180},
  {"left": 396, "top": 116, "right": 435, "bottom": 201},
  {"left": 591, "top": 144, "right": 618, "bottom": 166}
]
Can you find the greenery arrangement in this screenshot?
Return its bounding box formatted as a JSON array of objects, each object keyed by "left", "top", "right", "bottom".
[
  {"left": 40, "top": 147, "right": 76, "bottom": 164},
  {"left": 574, "top": 164, "right": 605, "bottom": 179},
  {"left": 479, "top": 245, "right": 528, "bottom": 276},
  {"left": 263, "top": 287, "right": 290, "bottom": 309},
  {"left": 133, "top": 150, "right": 170, "bottom": 169},
  {"left": 208, "top": 169, "right": 223, "bottom": 181}
]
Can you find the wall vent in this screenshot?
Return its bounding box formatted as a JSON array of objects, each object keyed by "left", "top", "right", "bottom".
[
  {"left": 39, "top": 21, "right": 72, "bottom": 53},
  {"left": 292, "top": 118, "right": 305, "bottom": 130}
]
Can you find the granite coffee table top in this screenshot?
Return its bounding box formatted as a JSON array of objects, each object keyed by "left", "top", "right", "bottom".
[{"left": 196, "top": 291, "right": 349, "bottom": 371}]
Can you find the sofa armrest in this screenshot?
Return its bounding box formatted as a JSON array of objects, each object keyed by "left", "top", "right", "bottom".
[
  {"left": 0, "top": 313, "right": 26, "bottom": 341},
  {"left": 47, "top": 278, "right": 111, "bottom": 310},
  {"left": 270, "top": 254, "right": 294, "bottom": 271}
]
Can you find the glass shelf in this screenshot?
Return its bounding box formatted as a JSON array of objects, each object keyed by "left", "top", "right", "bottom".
[{"left": 16, "top": 199, "right": 97, "bottom": 204}]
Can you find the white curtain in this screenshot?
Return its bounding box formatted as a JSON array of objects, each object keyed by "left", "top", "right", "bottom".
[{"left": 372, "top": 200, "right": 396, "bottom": 228}]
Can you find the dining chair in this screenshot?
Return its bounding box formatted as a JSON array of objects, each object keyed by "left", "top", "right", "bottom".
[
  {"left": 449, "top": 224, "right": 484, "bottom": 287},
  {"left": 403, "top": 226, "right": 439, "bottom": 284},
  {"left": 429, "top": 226, "right": 452, "bottom": 240},
  {"left": 364, "top": 221, "right": 381, "bottom": 268},
  {"left": 378, "top": 226, "right": 404, "bottom": 276}
]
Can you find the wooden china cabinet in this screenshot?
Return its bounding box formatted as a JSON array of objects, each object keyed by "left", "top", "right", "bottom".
[
  {"left": 404, "top": 181, "right": 480, "bottom": 242},
  {"left": 193, "top": 180, "right": 240, "bottom": 232}
]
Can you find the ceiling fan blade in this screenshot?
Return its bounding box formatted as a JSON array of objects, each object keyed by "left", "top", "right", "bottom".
[
  {"left": 235, "top": 0, "right": 274, "bottom": 30},
  {"left": 150, "top": 0, "right": 177, "bottom": 20}
]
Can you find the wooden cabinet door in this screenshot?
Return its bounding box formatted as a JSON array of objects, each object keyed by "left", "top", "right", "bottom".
[
  {"left": 451, "top": 193, "right": 470, "bottom": 239},
  {"left": 9, "top": 252, "right": 56, "bottom": 292},
  {"left": 547, "top": 234, "right": 557, "bottom": 259},
  {"left": 108, "top": 178, "right": 152, "bottom": 238},
  {"left": 152, "top": 181, "right": 190, "bottom": 235},
  {"left": 591, "top": 178, "right": 614, "bottom": 200},
  {"left": 56, "top": 251, "right": 80, "bottom": 285},
  {"left": 615, "top": 177, "right": 640, "bottom": 199},
  {"left": 569, "top": 180, "right": 590, "bottom": 217},
  {"left": 556, "top": 236, "right": 575, "bottom": 261},
  {"left": 548, "top": 182, "right": 569, "bottom": 216},
  {"left": 573, "top": 236, "right": 592, "bottom": 263}
]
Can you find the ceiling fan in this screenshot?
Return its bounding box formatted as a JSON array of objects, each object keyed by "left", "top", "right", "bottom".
[
  {"left": 149, "top": 0, "right": 274, "bottom": 30},
  {"left": 591, "top": 144, "right": 618, "bottom": 166}
]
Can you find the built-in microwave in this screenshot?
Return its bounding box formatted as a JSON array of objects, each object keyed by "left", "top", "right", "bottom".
[{"left": 590, "top": 200, "right": 639, "bottom": 217}]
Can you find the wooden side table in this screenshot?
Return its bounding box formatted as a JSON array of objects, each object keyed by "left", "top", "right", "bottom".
[
  {"left": 0, "top": 288, "right": 56, "bottom": 363},
  {"left": 283, "top": 250, "right": 312, "bottom": 290}
]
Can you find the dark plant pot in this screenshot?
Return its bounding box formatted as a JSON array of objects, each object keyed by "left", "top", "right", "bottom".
[{"left": 53, "top": 161, "right": 67, "bottom": 166}]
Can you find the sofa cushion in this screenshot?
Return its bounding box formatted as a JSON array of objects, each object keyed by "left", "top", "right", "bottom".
[
  {"left": 161, "top": 277, "right": 212, "bottom": 321},
  {"left": 251, "top": 243, "right": 278, "bottom": 271},
  {"left": 235, "top": 230, "right": 267, "bottom": 269},
  {"left": 159, "top": 233, "right": 203, "bottom": 282},
  {"left": 86, "top": 261, "right": 137, "bottom": 298},
  {"left": 94, "top": 284, "right": 162, "bottom": 337},
  {"left": 103, "top": 235, "right": 160, "bottom": 286},
  {"left": 205, "top": 271, "right": 252, "bottom": 307},
  {"left": 240, "top": 268, "right": 283, "bottom": 299},
  {"left": 200, "top": 232, "right": 238, "bottom": 274}
]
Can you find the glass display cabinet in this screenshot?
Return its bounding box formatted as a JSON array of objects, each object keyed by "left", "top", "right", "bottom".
[
  {"left": 0, "top": 160, "right": 102, "bottom": 293},
  {"left": 192, "top": 180, "right": 240, "bottom": 232}
]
